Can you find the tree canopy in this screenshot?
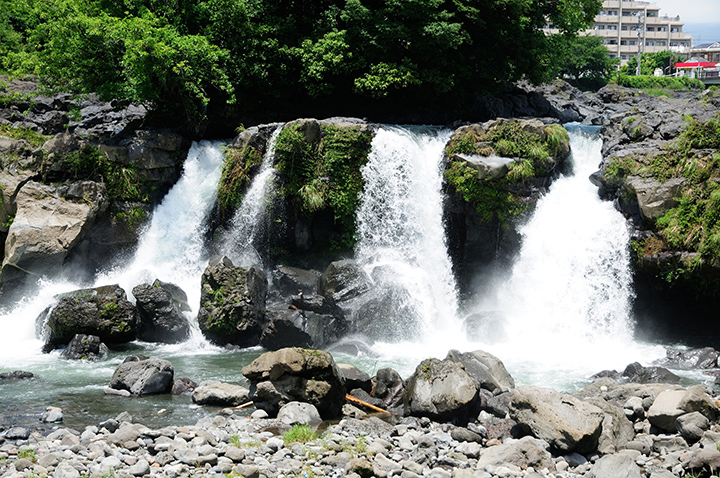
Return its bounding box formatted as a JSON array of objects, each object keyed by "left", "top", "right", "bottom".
[
  {"left": 1, "top": 0, "right": 603, "bottom": 127},
  {"left": 620, "top": 50, "right": 688, "bottom": 77}
]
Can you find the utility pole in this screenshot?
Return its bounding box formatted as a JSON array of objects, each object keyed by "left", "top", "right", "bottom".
[{"left": 636, "top": 11, "right": 645, "bottom": 76}]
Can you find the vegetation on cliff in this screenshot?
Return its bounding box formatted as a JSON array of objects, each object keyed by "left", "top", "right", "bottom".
[
  {"left": 274, "top": 123, "right": 373, "bottom": 249},
  {"left": 445, "top": 121, "right": 570, "bottom": 224},
  {"left": 0, "top": 0, "right": 602, "bottom": 125},
  {"left": 606, "top": 116, "right": 720, "bottom": 295}
]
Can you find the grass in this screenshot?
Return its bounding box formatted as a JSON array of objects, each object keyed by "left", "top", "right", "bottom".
[
  {"left": 0, "top": 124, "right": 49, "bottom": 148},
  {"left": 229, "top": 435, "right": 262, "bottom": 448},
  {"left": 17, "top": 449, "right": 36, "bottom": 463},
  {"left": 282, "top": 424, "right": 319, "bottom": 445}
]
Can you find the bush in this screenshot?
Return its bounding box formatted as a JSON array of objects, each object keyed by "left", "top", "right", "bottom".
[{"left": 614, "top": 74, "right": 705, "bottom": 91}]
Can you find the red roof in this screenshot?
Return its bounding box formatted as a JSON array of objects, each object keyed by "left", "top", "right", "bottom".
[{"left": 675, "top": 61, "right": 717, "bottom": 68}]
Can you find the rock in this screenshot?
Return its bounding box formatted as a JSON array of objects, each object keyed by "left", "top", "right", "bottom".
[
  {"left": 259, "top": 309, "right": 312, "bottom": 350},
  {"left": 509, "top": 386, "right": 604, "bottom": 454},
  {"left": 586, "top": 453, "right": 642, "bottom": 478},
  {"left": 476, "top": 436, "right": 555, "bottom": 471},
  {"left": 197, "top": 257, "right": 268, "bottom": 347},
  {"left": 54, "top": 462, "right": 81, "bottom": 478},
  {"left": 625, "top": 176, "right": 684, "bottom": 222},
  {"left": 660, "top": 347, "right": 719, "bottom": 369},
  {"left": 242, "top": 347, "right": 346, "bottom": 418},
  {"left": 622, "top": 362, "right": 681, "bottom": 384},
  {"left": 403, "top": 358, "right": 478, "bottom": 422},
  {"left": 454, "top": 153, "right": 514, "bottom": 180},
  {"left": 684, "top": 447, "right": 720, "bottom": 472},
  {"left": 0, "top": 370, "right": 34, "bottom": 379},
  {"left": 191, "top": 380, "right": 250, "bottom": 406},
  {"left": 61, "top": 334, "right": 109, "bottom": 360},
  {"left": 171, "top": 377, "right": 197, "bottom": 395},
  {"left": 1, "top": 180, "right": 107, "bottom": 294},
  {"left": 132, "top": 282, "right": 190, "bottom": 343},
  {"left": 337, "top": 364, "right": 372, "bottom": 393},
  {"left": 40, "top": 406, "right": 63, "bottom": 423},
  {"left": 108, "top": 358, "right": 174, "bottom": 395},
  {"left": 371, "top": 368, "right": 405, "bottom": 409},
  {"left": 272, "top": 266, "right": 319, "bottom": 296},
  {"left": 584, "top": 397, "right": 635, "bottom": 454},
  {"left": 5, "top": 427, "right": 30, "bottom": 439},
  {"left": 648, "top": 386, "right": 719, "bottom": 431},
  {"left": 277, "top": 401, "right": 322, "bottom": 425},
  {"left": 675, "top": 411, "right": 710, "bottom": 443},
  {"left": 44, "top": 284, "right": 139, "bottom": 346},
  {"left": 290, "top": 294, "right": 332, "bottom": 314},
  {"left": 445, "top": 349, "right": 515, "bottom": 394}
]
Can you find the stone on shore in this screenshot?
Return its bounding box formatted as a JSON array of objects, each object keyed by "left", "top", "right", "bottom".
[
  {"left": 647, "top": 386, "right": 718, "bottom": 431},
  {"left": 191, "top": 380, "right": 250, "bottom": 407},
  {"left": 510, "top": 386, "right": 604, "bottom": 454},
  {"left": 403, "top": 358, "right": 478, "bottom": 421}
]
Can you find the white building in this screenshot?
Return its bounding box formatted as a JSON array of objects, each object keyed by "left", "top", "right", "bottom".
[{"left": 546, "top": 0, "right": 693, "bottom": 66}]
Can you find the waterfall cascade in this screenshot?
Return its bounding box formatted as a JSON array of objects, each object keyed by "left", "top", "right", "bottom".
[
  {"left": 354, "top": 126, "right": 461, "bottom": 354},
  {"left": 220, "top": 127, "right": 283, "bottom": 267}
]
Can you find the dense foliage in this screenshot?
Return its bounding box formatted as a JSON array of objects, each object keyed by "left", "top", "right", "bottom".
[
  {"left": 619, "top": 50, "right": 687, "bottom": 77},
  {"left": 552, "top": 34, "right": 619, "bottom": 90},
  {"left": 0, "top": 0, "right": 602, "bottom": 126},
  {"left": 614, "top": 74, "right": 705, "bottom": 92}
]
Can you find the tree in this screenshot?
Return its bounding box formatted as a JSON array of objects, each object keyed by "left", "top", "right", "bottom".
[
  {"left": 621, "top": 50, "right": 687, "bottom": 76},
  {"left": 552, "top": 34, "right": 619, "bottom": 89}
]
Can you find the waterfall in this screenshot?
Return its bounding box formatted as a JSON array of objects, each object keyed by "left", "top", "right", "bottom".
[
  {"left": 220, "top": 127, "right": 282, "bottom": 267},
  {"left": 471, "top": 125, "right": 664, "bottom": 388},
  {"left": 354, "top": 126, "right": 460, "bottom": 347}
]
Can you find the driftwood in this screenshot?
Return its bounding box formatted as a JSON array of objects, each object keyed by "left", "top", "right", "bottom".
[{"left": 345, "top": 393, "right": 396, "bottom": 415}]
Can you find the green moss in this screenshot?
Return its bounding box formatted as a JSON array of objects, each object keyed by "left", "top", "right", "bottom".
[
  {"left": 114, "top": 206, "right": 148, "bottom": 231},
  {"left": 217, "top": 144, "right": 263, "bottom": 220},
  {"left": 0, "top": 123, "right": 49, "bottom": 148},
  {"left": 275, "top": 124, "right": 372, "bottom": 249},
  {"left": 283, "top": 424, "right": 318, "bottom": 445},
  {"left": 605, "top": 156, "right": 638, "bottom": 180},
  {"left": 444, "top": 160, "right": 526, "bottom": 225}
]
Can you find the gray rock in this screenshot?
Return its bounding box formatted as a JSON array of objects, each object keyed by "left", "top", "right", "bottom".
[
  {"left": 259, "top": 309, "right": 313, "bottom": 350},
  {"left": 108, "top": 358, "right": 174, "bottom": 395},
  {"left": 40, "top": 406, "right": 64, "bottom": 423},
  {"left": 585, "top": 396, "right": 635, "bottom": 454},
  {"left": 197, "top": 257, "right": 268, "bottom": 347},
  {"left": 586, "top": 453, "right": 642, "bottom": 478},
  {"left": 676, "top": 411, "right": 709, "bottom": 443},
  {"left": 128, "top": 459, "right": 150, "bottom": 476},
  {"left": 445, "top": 349, "right": 515, "bottom": 394},
  {"left": 337, "top": 363, "right": 372, "bottom": 393},
  {"left": 5, "top": 427, "right": 30, "bottom": 439},
  {"left": 61, "top": 334, "right": 109, "bottom": 360},
  {"left": 648, "top": 386, "right": 718, "bottom": 431},
  {"left": 277, "top": 401, "right": 322, "bottom": 425},
  {"left": 626, "top": 176, "right": 684, "bottom": 222},
  {"left": 132, "top": 282, "right": 190, "bottom": 343},
  {"left": 476, "top": 436, "right": 555, "bottom": 471},
  {"left": 53, "top": 462, "right": 81, "bottom": 478},
  {"left": 192, "top": 380, "right": 249, "bottom": 406},
  {"left": 242, "top": 347, "right": 346, "bottom": 418},
  {"left": 403, "top": 358, "right": 478, "bottom": 421},
  {"left": 684, "top": 447, "right": 720, "bottom": 472},
  {"left": 510, "top": 386, "right": 604, "bottom": 454}
]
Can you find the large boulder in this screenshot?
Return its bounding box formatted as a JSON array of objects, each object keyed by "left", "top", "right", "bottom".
[
  {"left": 107, "top": 358, "right": 174, "bottom": 395},
  {"left": 647, "top": 386, "right": 719, "bottom": 431},
  {"left": 510, "top": 386, "right": 605, "bottom": 454},
  {"left": 625, "top": 176, "right": 684, "bottom": 223},
  {"left": 1, "top": 180, "right": 107, "bottom": 294},
  {"left": 242, "top": 347, "right": 346, "bottom": 418},
  {"left": 445, "top": 349, "right": 515, "bottom": 394},
  {"left": 586, "top": 453, "right": 642, "bottom": 478},
  {"left": 197, "top": 256, "right": 267, "bottom": 347},
  {"left": 584, "top": 396, "right": 635, "bottom": 454},
  {"left": 476, "top": 436, "right": 555, "bottom": 472},
  {"left": 191, "top": 380, "right": 250, "bottom": 407},
  {"left": 260, "top": 308, "right": 346, "bottom": 351},
  {"left": 371, "top": 368, "right": 405, "bottom": 409},
  {"left": 132, "top": 281, "right": 190, "bottom": 343},
  {"left": 61, "top": 334, "right": 109, "bottom": 360},
  {"left": 403, "top": 358, "right": 478, "bottom": 422},
  {"left": 44, "top": 285, "right": 139, "bottom": 346}
]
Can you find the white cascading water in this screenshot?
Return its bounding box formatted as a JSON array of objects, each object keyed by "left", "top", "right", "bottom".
[
  {"left": 0, "top": 140, "right": 226, "bottom": 365},
  {"left": 354, "top": 126, "right": 461, "bottom": 358},
  {"left": 220, "top": 127, "right": 282, "bottom": 267},
  {"left": 470, "top": 125, "right": 664, "bottom": 388}
]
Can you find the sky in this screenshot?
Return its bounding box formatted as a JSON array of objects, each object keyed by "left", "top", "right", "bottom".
[{"left": 648, "top": 0, "right": 720, "bottom": 43}]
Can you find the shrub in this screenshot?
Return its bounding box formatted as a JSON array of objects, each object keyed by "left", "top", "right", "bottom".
[{"left": 282, "top": 424, "right": 318, "bottom": 445}]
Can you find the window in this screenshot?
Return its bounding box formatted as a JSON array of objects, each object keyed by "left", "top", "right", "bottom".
[
  {"left": 647, "top": 41, "right": 654, "bottom": 46},
  {"left": 647, "top": 27, "right": 655, "bottom": 31},
  {"left": 607, "top": 39, "right": 618, "bottom": 45},
  {"left": 622, "top": 26, "right": 628, "bottom": 30},
  {"left": 647, "top": 11, "right": 658, "bottom": 17},
  {"left": 621, "top": 55, "right": 628, "bottom": 59},
  {"left": 596, "top": 25, "right": 605, "bottom": 30},
  {"left": 608, "top": 10, "right": 618, "bottom": 15},
  {"left": 622, "top": 11, "right": 633, "bottom": 16},
  {"left": 608, "top": 25, "right": 618, "bottom": 30},
  {"left": 609, "top": 54, "right": 617, "bottom": 58},
  {"left": 657, "top": 27, "right": 666, "bottom": 32},
  {"left": 671, "top": 27, "right": 680, "bottom": 32},
  {"left": 657, "top": 41, "right": 666, "bottom": 46},
  {"left": 621, "top": 40, "right": 627, "bottom": 45},
  {"left": 629, "top": 40, "right": 637, "bottom": 46}
]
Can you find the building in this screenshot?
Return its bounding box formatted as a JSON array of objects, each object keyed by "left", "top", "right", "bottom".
[
  {"left": 546, "top": 1, "right": 693, "bottom": 66},
  {"left": 691, "top": 42, "right": 720, "bottom": 63}
]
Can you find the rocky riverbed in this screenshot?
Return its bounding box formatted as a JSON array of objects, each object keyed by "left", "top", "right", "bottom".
[{"left": 3, "top": 346, "right": 720, "bottom": 478}]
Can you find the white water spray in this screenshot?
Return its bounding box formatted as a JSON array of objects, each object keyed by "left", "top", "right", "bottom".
[
  {"left": 355, "top": 126, "right": 460, "bottom": 349},
  {"left": 220, "top": 127, "right": 282, "bottom": 267},
  {"left": 471, "top": 125, "right": 664, "bottom": 388}
]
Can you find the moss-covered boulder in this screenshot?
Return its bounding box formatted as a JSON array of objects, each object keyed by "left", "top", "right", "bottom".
[
  {"left": 444, "top": 119, "right": 570, "bottom": 278},
  {"left": 44, "top": 284, "right": 139, "bottom": 346},
  {"left": 197, "top": 256, "right": 268, "bottom": 347}
]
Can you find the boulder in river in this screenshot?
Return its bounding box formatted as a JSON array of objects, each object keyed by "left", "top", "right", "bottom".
[
  {"left": 44, "top": 284, "right": 139, "bottom": 346},
  {"left": 132, "top": 281, "right": 190, "bottom": 343},
  {"left": 242, "top": 347, "right": 346, "bottom": 419},
  {"left": 61, "top": 334, "right": 109, "bottom": 360},
  {"left": 107, "top": 358, "right": 174, "bottom": 396},
  {"left": 197, "top": 256, "right": 268, "bottom": 347}
]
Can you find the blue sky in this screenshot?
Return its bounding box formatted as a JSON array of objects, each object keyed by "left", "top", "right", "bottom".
[{"left": 650, "top": 0, "right": 720, "bottom": 43}]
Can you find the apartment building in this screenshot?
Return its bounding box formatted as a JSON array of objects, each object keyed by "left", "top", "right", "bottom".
[{"left": 546, "top": 0, "right": 693, "bottom": 65}]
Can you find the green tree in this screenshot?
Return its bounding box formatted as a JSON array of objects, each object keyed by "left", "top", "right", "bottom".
[
  {"left": 552, "top": 34, "right": 619, "bottom": 89},
  {"left": 620, "top": 50, "right": 687, "bottom": 76}
]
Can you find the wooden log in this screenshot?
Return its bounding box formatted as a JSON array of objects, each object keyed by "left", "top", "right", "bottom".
[{"left": 345, "top": 393, "right": 396, "bottom": 414}]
